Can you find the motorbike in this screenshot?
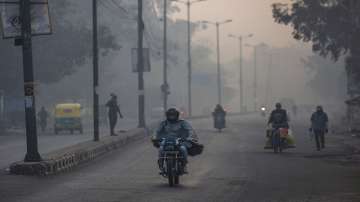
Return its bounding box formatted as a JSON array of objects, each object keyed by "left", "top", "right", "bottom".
[
  {"left": 158, "top": 137, "right": 186, "bottom": 187},
  {"left": 272, "top": 128, "right": 289, "bottom": 153},
  {"left": 213, "top": 112, "right": 226, "bottom": 132}
]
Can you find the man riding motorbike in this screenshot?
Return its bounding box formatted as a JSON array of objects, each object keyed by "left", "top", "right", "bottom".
[
  {"left": 153, "top": 108, "right": 196, "bottom": 174},
  {"left": 212, "top": 104, "right": 227, "bottom": 131},
  {"left": 268, "top": 103, "right": 289, "bottom": 129},
  {"left": 267, "top": 103, "right": 290, "bottom": 152}
]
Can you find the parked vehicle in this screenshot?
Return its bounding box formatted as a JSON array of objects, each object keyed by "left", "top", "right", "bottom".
[{"left": 54, "top": 103, "right": 83, "bottom": 134}]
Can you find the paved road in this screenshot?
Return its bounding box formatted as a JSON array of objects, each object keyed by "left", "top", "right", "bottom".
[{"left": 1, "top": 116, "right": 360, "bottom": 202}]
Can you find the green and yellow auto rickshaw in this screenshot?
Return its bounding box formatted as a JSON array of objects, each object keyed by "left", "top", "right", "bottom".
[{"left": 54, "top": 103, "right": 83, "bottom": 134}]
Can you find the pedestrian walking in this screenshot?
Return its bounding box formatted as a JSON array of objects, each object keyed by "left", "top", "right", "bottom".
[
  {"left": 309, "top": 106, "right": 329, "bottom": 151},
  {"left": 38, "top": 106, "right": 49, "bottom": 132},
  {"left": 106, "top": 94, "right": 123, "bottom": 136}
]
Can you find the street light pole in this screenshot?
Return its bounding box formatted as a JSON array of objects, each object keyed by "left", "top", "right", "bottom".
[
  {"left": 93, "top": 0, "right": 100, "bottom": 142},
  {"left": 265, "top": 53, "right": 272, "bottom": 107},
  {"left": 172, "top": 0, "right": 207, "bottom": 116},
  {"left": 253, "top": 46, "right": 258, "bottom": 111},
  {"left": 20, "top": 0, "right": 42, "bottom": 162},
  {"left": 137, "top": 0, "right": 146, "bottom": 128},
  {"left": 216, "top": 23, "right": 221, "bottom": 105},
  {"left": 186, "top": 1, "right": 192, "bottom": 116},
  {"left": 246, "top": 43, "right": 268, "bottom": 112},
  {"left": 163, "top": 0, "right": 168, "bottom": 112},
  {"left": 239, "top": 36, "right": 243, "bottom": 112},
  {"left": 229, "top": 34, "right": 253, "bottom": 112},
  {"left": 202, "top": 19, "right": 232, "bottom": 106}
]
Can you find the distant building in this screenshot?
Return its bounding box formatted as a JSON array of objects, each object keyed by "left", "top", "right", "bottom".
[{"left": 345, "top": 96, "right": 360, "bottom": 132}]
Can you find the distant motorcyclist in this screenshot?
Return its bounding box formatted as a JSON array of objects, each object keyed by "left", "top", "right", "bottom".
[
  {"left": 268, "top": 103, "right": 289, "bottom": 129},
  {"left": 309, "top": 106, "right": 329, "bottom": 151},
  {"left": 212, "top": 104, "right": 227, "bottom": 131},
  {"left": 37, "top": 106, "right": 49, "bottom": 132},
  {"left": 213, "top": 104, "right": 226, "bottom": 116},
  {"left": 106, "top": 94, "right": 123, "bottom": 136},
  {"left": 153, "top": 108, "right": 196, "bottom": 173},
  {"left": 261, "top": 106, "right": 267, "bottom": 117}
]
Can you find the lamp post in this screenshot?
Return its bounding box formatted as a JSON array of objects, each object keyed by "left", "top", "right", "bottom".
[
  {"left": 202, "top": 19, "right": 232, "bottom": 106},
  {"left": 228, "top": 33, "right": 253, "bottom": 112},
  {"left": 171, "top": 0, "right": 207, "bottom": 117},
  {"left": 137, "top": 0, "right": 146, "bottom": 128},
  {"left": 92, "top": 0, "right": 100, "bottom": 141},
  {"left": 245, "top": 43, "right": 268, "bottom": 111},
  {"left": 162, "top": 0, "right": 169, "bottom": 113},
  {"left": 20, "top": 0, "right": 42, "bottom": 162}
]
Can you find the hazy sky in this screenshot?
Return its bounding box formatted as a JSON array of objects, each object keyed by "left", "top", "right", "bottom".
[{"left": 174, "top": 0, "right": 299, "bottom": 61}]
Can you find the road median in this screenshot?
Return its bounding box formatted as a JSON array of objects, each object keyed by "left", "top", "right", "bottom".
[{"left": 10, "top": 128, "right": 148, "bottom": 176}]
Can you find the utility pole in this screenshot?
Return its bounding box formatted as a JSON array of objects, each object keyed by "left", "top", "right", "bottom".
[
  {"left": 186, "top": 1, "right": 192, "bottom": 116},
  {"left": 202, "top": 19, "right": 232, "bottom": 106},
  {"left": 253, "top": 46, "right": 257, "bottom": 111},
  {"left": 20, "top": 0, "right": 42, "bottom": 162},
  {"left": 229, "top": 33, "right": 253, "bottom": 112},
  {"left": 172, "top": 0, "right": 207, "bottom": 116},
  {"left": 163, "top": 0, "right": 169, "bottom": 112},
  {"left": 137, "top": 0, "right": 146, "bottom": 127},
  {"left": 239, "top": 36, "right": 243, "bottom": 112},
  {"left": 93, "top": 0, "right": 100, "bottom": 141},
  {"left": 216, "top": 23, "right": 222, "bottom": 105},
  {"left": 265, "top": 53, "right": 272, "bottom": 107},
  {"left": 246, "top": 43, "right": 268, "bottom": 112}
]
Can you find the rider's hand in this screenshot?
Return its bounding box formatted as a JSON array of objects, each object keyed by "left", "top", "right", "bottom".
[{"left": 151, "top": 138, "right": 160, "bottom": 148}]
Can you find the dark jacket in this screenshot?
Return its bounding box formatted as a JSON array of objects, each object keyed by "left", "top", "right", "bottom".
[
  {"left": 106, "top": 99, "right": 122, "bottom": 118},
  {"left": 155, "top": 120, "right": 195, "bottom": 141},
  {"left": 37, "top": 109, "right": 49, "bottom": 122},
  {"left": 268, "top": 109, "right": 289, "bottom": 128},
  {"left": 213, "top": 108, "right": 226, "bottom": 117},
  {"left": 311, "top": 111, "right": 328, "bottom": 130}
]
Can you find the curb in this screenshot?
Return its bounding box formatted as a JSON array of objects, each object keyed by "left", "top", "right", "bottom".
[{"left": 10, "top": 128, "right": 147, "bottom": 176}]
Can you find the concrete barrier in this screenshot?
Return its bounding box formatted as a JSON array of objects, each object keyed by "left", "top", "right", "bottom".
[{"left": 10, "top": 128, "right": 148, "bottom": 176}]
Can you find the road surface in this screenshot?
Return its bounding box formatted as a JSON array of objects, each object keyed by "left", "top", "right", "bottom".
[{"left": 1, "top": 116, "right": 359, "bottom": 202}]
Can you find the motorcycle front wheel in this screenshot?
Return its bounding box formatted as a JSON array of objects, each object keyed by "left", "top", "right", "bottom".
[
  {"left": 174, "top": 175, "right": 179, "bottom": 185},
  {"left": 167, "top": 160, "right": 175, "bottom": 187},
  {"left": 273, "top": 133, "right": 280, "bottom": 153}
]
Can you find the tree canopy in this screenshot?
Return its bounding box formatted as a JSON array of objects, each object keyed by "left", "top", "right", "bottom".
[
  {"left": 0, "top": 0, "right": 120, "bottom": 95},
  {"left": 272, "top": 0, "right": 360, "bottom": 96}
]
